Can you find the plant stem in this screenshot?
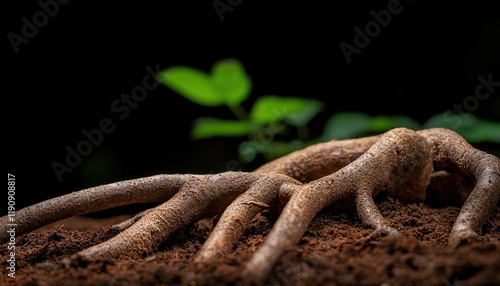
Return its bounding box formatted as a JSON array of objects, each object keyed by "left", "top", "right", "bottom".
[{"left": 228, "top": 104, "right": 249, "bottom": 120}]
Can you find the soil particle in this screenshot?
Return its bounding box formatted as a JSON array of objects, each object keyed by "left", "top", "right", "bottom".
[{"left": 2, "top": 199, "right": 499, "bottom": 286}]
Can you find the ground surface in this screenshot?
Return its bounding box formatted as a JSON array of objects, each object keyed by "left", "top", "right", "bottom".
[{"left": 2, "top": 197, "right": 499, "bottom": 286}]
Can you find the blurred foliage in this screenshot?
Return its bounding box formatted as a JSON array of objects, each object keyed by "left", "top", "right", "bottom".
[
  {"left": 157, "top": 58, "right": 499, "bottom": 164},
  {"left": 157, "top": 58, "right": 324, "bottom": 162}
]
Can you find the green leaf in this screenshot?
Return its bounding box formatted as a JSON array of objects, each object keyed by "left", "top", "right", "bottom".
[
  {"left": 323, "top": 113, "right": 422, "bottom": 140},
  {"left": 389, "top": 115, "right": 422, "bottom": 130},
  {"left": 459, "top": 120, "right": 500, "bottom": 143},
  {"left": 423, "top": 112, "right": 499, "bottom": 143},
  {"left": 370, "top": 115, "right": 421, "bottom": 132},
  {"left": 250, "top": 95, "right": 323, "bottom": 126},
  {"left": 422, "top": 112, "right": 465, "bottom": 130},
  {"left": 287, "top": 100, "right": 324, "bottom": 126},
  {"left": 258, "top": 140, "right": 309, "bottom": 161},
  {"left": 369, "top": 116, "right": 397, "bottom": 132},
  {"left": 322, "top": 112, "right": 372, "bottom": 140},
  {"left": 211, "top": 58, "right": 252, "bottom": 106},
  {"left": 191, "top": 117, "right": 256, "bottom": 140},
  {"left": 157, "top": 66, "right": 224, "bottom": 106},
  {"left": 237, "top": 139, "right": 308, "bottom": 163}
]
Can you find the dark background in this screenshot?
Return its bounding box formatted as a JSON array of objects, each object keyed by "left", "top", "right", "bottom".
[{"left": 5, "top": 1, "right": 499, "bottom": 216}]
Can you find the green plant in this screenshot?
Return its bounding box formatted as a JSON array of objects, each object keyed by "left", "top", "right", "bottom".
[
  {"left": 156, "top": 58, "right": 323, "bottom": 162},
  {"left": 157, "top": 58, "right": 500, "bottom": 163},
  {"left": 322, "top": 111, "right": 500, "bottom": 143}
]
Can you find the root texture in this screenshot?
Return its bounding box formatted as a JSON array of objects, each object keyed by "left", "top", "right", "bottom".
[{"left": 2, "top": 127, "right": 498, "bottom": 283}]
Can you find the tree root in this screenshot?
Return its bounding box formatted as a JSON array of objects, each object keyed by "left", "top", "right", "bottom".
[
  {"left": 241, "top": 127, "right": 433, "bottom": 281},
  {"left": 1, "top": 127, "right": 498, "bottom": 284},
  {"left": 418, "top": 128, "right": 500, "bottom": 247}
]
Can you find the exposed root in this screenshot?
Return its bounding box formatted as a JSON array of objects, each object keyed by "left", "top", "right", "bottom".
[
  {"left": 0, "top": 175, "right": 189, "bottom": 244},
  {"left": 242, "top": 128, "right": 433, "bottom": 281},
  {"left": 418, "top": 128, "right": 500, "bottom": 247},
  {"left": 195, "top": 174, "right": 300, "bottom": 262},
  {"left": 74, "top": 172, "right": 264, "bottom": 260},
  {"left": 1, "top": 127, "right": 498, "bottom": 284}
]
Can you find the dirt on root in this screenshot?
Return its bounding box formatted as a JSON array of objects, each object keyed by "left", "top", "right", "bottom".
[{"left": 2, "top": 197, "right": 499, "bottom": 286}]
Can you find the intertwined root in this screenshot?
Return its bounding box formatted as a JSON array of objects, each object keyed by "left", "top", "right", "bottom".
[
  {"left": 1, "top": 128, "right": 498, "bottom": 283},
  {"left": 419, "top": 129, "right": 500, "bottom": 247},
  {"left": 241, "top": 128, "right": 434, "bottom": 281}
]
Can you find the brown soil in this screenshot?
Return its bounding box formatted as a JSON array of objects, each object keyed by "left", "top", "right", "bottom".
[{"left": 2, "top": 197, "right": 499, "bottom": 286}]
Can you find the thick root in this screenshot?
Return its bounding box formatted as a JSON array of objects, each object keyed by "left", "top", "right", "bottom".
[
  {"left": 1, "top": 127, "right": 498, "bottom": 284},
  {"left": 243, "top": 128, "right": 433, "bottom": 281},
  {"left": 195, "top": 174, "right": 301, "bottom": 262},
  {"left": 419, "top": 128, "right": 500, "bottom": 247},
  {"left": 0, "top": 175, "right": 188, "bottom": 244},
  {"left": 74, "top": 172, "right": 263, "bottom": 260}
]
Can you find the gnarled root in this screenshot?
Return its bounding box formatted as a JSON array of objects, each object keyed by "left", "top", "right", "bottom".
[
  {"left": 0, "top": 175, "right": 188, "bottom": 244},
  {"left": 242, "top": 128, "right": 433, "bottom": 281},
  {"left": 419, "top": 128, "right": 500, "bottom": 247},
  {"left": 1, "top": 127, "right": 498, "bottom": 284}
]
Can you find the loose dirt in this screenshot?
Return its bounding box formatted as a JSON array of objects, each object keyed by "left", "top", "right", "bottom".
[{"left": 2, "top": 197, "right": 499, "bottom": 286}]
